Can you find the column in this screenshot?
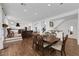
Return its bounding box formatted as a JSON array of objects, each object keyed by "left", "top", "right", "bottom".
[{"left": 77, "top": 9, "right": 79, "bottom": 45}]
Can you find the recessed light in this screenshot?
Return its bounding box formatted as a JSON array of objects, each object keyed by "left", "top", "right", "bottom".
[
  {"left": 11, "top": 22, "right": 14, "bottom": 24},
  {"left": 24, "top": 9, "right": 27, "bottom": 12},
  {"left": 34, "top": 13, "right": 38, "bottom": 15},
  {"left": 48, "top": 4, "right": 51, "bottom": 7}
]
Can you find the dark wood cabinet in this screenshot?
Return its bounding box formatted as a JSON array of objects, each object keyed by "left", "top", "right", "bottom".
[{"left": 21, "top": 30, "right": 33, "bottom": 39}]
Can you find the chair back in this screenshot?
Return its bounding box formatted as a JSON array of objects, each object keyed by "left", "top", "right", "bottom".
[
  {"left": 36, "top": 35, "right": 43, "bottom": 50},
  {"left": 32, "top": 34, "right": 43, "bottom": 50},
  {"left": 32, "top": 35, "right": 37, "bottom": 50},
  {"left": 61, "top": 34, "right": 68, "bottom": 55}
]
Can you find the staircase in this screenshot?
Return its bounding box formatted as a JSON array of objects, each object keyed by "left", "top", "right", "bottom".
[{"left": 53, "top": 19, "right": 65, "bottom": 29}]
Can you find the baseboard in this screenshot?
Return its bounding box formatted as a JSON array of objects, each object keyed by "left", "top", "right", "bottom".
[
  {"left": 77, "top": 39, "right": 79, "bottom": 45},
  {"left": 5, "top": 37, "right": 23, "bottom": 43}
]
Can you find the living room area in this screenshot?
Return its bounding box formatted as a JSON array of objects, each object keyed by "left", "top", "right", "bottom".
[{"left": 0, "top": 3, "right": 79, "bottom": 56}]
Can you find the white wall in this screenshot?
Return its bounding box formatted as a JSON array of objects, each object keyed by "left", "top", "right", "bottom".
[
  {"left": 55, "top": 19, "right": 77, "bottom": 38},
  {"left": 0, "top": 4, "right": 4, "bottom": 49},
  {"left": 45, "top": 19, "right": 65, "bottom": 32},
  {"left": 32, "top": 21, "right": 41, "bottom": 32},
  {"left": 32, "top": 14, "right": 78, "bottom": 40},
  {"left": 3, "top": 16, "right": 30, "bottom": 29}
]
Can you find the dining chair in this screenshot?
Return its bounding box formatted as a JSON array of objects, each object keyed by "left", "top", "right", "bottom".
[
  {"left": 61, "top": 35, "right": 68, "bottom": 55},
  {"left": 51, "top": 34, "right": 68, "bottom": 56},
  {"left": 32, "top": 35, "right": 54, "bottom": 56},
  {"left": 7, "top": 28, "right": 14, "bottom": 38},
  {"left": 32, "top": 34, "right": 39, "bottom": 50}
]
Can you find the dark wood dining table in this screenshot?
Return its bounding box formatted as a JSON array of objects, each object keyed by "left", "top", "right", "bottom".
[
  {"left": 43, "top": 35, "right": 75, "bottom": 51},
  {"left": 32, "top": 32, "right": 61, "bottom": 49},
  {"left": 43, "top": 36, "right": 60, "bottom": 48}
]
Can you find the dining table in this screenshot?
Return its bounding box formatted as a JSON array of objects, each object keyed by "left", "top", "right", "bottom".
[
  {"left": 42, "top": 34, "right": 77, "bottom": 52},
  {"left": 42, "top": 35, "right": 61, "bottom": 49},
  {"left": 32, "top": 32, "right": 62, "bottom": 49}
]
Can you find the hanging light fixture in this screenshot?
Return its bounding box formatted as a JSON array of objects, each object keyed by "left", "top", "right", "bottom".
[{"left": 16, "top": 23, "right": 20, "bottom": 27}]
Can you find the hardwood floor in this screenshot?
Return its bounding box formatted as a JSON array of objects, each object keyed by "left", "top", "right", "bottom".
[
  {"left": 0, "top": 38, "right": 39, "bottom": 56},
  {"left": 0, "top": 37, "right": 79, "bottom": 56}
]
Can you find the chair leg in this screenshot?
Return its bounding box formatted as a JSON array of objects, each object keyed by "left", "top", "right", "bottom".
[
  {"left": 61, "top": 51, "right": 63, "bottom": 56},
  {"left": 63, "top": 51, "right": 66, "bottom": 56},
  {"left": 61, "top": 51, "right": 66, "bottom": 56}
]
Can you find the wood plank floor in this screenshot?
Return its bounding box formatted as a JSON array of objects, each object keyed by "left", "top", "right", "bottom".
[{"left": 0, "top": 37, "right": 79, "bottom": 56}]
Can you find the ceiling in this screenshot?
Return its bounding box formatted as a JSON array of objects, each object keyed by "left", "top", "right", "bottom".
[{"left": 1, "top": 3, "right": 79, "bottom": 23}]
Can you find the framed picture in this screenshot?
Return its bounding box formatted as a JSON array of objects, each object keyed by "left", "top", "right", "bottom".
[{"left": 49, "top": 21, "right": 54, "bottom": 27}]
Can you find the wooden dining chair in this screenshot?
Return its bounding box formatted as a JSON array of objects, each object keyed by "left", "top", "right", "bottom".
[
  {"left": 32, "top": 34, "right": 39, "bottom": 50},
  {"left": 37, "top": 35, "right": 55, "bottom": 56},
  {"left": 51, "top": 35, "right": 68, "bottom": 56},
  {"left": 7, "top": 28, "right": 14, "bottom": 38},
  {"left": 32, "top": 35, "right": 43, "bottom": 55},
  {"left": 61, "top": 35, "right": 68, "bottom": 56},
  {"left": 32, "top": 35, "right": 55, "bottom": 56}
]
